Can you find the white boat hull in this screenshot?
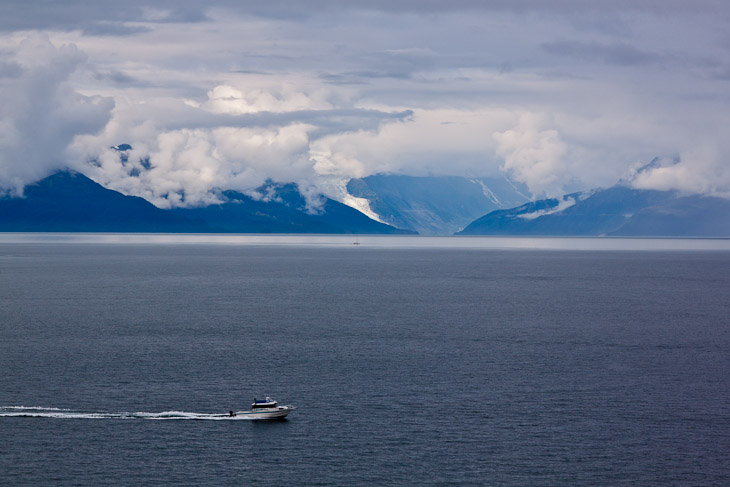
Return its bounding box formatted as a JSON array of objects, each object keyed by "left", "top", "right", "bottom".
[{"left": 234, "top": 406, "right": 293, "bottom": 420}]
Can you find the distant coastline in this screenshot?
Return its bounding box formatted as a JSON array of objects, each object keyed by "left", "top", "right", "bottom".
[{"left": 2, "top": 233, "right": 729, "bottom": 251}]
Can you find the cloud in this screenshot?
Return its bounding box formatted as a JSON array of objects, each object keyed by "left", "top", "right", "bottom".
[
  {"left": 630, "top": 145, "right": 730, "bottom": 198},
  {"left": 306, "top": 108, "right": 515, "bottom": 183},
  {"left": 493, "top": 114, "right": 569, "bottom": 198},
  {"left": 80, "top": 124, "right": 315, "bottom": 208},
  {"left": 204, "top": 84, "right": 333, "bottom": 114},
  {"left": 1, "top": 1, "right": 726, "bottom": 34},
  {"left": 69, "top": 82, "right": 413, "bottom": 207},
  {"left": 541, "top": 40, "right": 663, "bottom": 66},
  {"left": 3, "top": 1, "right": 730, "bottom": 208},
  {"left": 0, "top": 61, "right": 22, "bottom": 78},
  {"left": 0, "top": 34, "right": 113, "bottom": 194},
  {"left": 0, "top": 1, "right": 207, "bottom": 35}
]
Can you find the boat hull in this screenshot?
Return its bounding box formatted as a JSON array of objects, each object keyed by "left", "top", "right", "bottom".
[{"left": 234, "top": 406, "right": 293, "bottom": 420}]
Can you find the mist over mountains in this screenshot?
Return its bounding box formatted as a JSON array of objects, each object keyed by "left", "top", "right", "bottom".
[
  {"left": 2, "top": 152, "right": 730, "bottom": 237},
  {"left": 3, "top": 6, "right": 730, "bottom": 238},
  {"left": 458, "top": 186, "right": 730, "bottom": 237},
  {"left": 346, "top": 174, "right": 530, "bottom": 235},
  {"left": 168, "top": 182, "right": 414, "bottom": 234},
  {"left": 0, "top": 171, "right": 412, "bottom": 234},
  {"left": 457, "top": 157, "right": 730, "bottom": 237}
]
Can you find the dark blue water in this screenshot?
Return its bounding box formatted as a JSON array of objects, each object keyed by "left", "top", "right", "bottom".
[{"left": 1, "top": 241, "right": 729, "bottom": 486}]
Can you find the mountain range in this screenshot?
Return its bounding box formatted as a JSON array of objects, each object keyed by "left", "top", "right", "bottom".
[
  {"left": 346, "top": 174, "right": 530, "bottom": 235},
  {"left": 0, "top": 171, "right": 412, "bottom": 234},
  {"left": 2, "top": 162, "right": 730, "bottom": 237},
  {"left": 457, "top": 185, "right": 730, "bottom": 237},
  {"left": 169, "top": 182, "right": 414, "bottom": 234}
]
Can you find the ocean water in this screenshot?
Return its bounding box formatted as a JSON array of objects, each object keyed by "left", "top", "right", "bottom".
[{"left": 1, "top": 236, "right": 729, "bottom": 486}]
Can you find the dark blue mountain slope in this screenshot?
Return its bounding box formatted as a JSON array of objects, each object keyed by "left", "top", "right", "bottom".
[
  {"left": 171, "top": 183, "right": 415, "bottom": 234},
  {"left": 0, "top": 172, "right": 413, "bottom": 234},
  {"left": 457, "top": 185, "right": 730, "bottom": 237},
  {"left": 0, "top": 171, "right": 207, "bottom": 232}
]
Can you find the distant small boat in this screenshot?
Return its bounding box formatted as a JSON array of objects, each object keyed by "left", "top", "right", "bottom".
[{"left": 231, "top": 397, "right": 294, "bottom": 420}]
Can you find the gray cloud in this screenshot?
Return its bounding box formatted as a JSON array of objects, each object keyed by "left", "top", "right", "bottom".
[
  {"left": 0, "top": 60, "right": 22, "bottom": 78},
  {"left": 2, "top": 1, "right": 730, "bottom": 205},
  {"left": 0, "top": 1, "right": 208, "bottom": 34},
  {"left": 56, "top": 75, "right": 415, "bottom": 207},
  {"left": 161, "top": 107, "right": 413, "bottom": 134},
  {"left": 541, "top": 40, "right": 664, "bottom": 66},
  {"left": 0, "top": 35, "right": 113, "bottom": 194},
  {"left": 80, "top": 23, "right": 152, "bottom": 37},
  {"left": 92, "top": 69, "right": 142, "bottom": 85},
  {"left": 2, "top": 1, "right": 727, "bottom": 34}
]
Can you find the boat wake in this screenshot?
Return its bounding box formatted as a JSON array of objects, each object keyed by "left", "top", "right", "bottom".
[{"left": 0, "top": 406, "right": 264, "bottom": 421}]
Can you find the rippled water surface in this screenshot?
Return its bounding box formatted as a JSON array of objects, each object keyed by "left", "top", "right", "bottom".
[{"left": 1, "top": 237, "right": 729, "bottom": 486}]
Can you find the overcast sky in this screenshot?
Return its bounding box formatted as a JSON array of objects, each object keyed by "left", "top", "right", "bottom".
[{"left": 1, "top": 1, "right": 729, "bottom": 207}]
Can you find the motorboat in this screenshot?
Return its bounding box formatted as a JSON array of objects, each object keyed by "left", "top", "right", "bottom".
[{"left": 230, "top": 397, "right": 294, "bottom": 420}]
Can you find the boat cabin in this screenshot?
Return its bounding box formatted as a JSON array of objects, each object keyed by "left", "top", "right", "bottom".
[{"left": 252, "top": 397, "right": 278, "bottom": 409}]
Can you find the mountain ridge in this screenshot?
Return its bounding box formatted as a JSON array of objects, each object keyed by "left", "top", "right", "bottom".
[
  {"left": 457, "top": 185, "right": 730, "bottom": 237},
  {"left": 0, "top": 171, "right": 414, "bottom": 234},
  {"left": 345, "top": 174, "right": 531, "bottom": 235},
  {"left": 0, "top": 171, "right": 207, "bottom": 232},
  {"left": 170, "top": 182, "right": 414, "bottom": 234}
]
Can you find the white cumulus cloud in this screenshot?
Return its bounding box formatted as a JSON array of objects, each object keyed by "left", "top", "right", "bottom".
[
  {"left": 631, "top": 144, "right": 730, "bottom": 198},
  {"left": 493, "top": 114, "right": 569, "bottom": 198},
  {"left": 70, "top": 82, "right": 409, "bottom": 208},
  {"left": 3, "top": 2, "right": 730, "bottom": 208},
  {"left": 0, "top": 35, "right": 113, "bottom": 194}
]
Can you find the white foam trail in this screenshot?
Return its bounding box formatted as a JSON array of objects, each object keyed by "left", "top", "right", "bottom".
[
  {"left": 0, "top": 407, "right": 257, "bottom": 420},
  {"left": 3, "top": 406, "right": 72, "bottom": 411}
]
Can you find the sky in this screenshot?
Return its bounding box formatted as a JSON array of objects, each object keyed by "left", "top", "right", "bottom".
[{"left": 1, "top": 0, "right": 729, "bottom": 207}]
